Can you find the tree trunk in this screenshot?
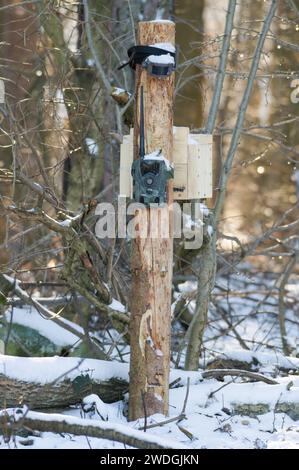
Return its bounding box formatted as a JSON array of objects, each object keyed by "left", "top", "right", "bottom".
[
  {"left": 129, "top": 21, "right": 175, "bottom": 420},
  {"left": 184, "top": 226, "right": 216, "bottom": 370},
  {"left": 184, "top": 0, "right": 278, "bottom": 371}
]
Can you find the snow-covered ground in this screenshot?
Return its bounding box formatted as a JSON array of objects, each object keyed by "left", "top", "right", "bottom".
[
  {"left": 0, "top": 272, "right": 298, "bottom": 449},
  {"left": 1, "top": 378, "right": 299, "bottom": 449}
]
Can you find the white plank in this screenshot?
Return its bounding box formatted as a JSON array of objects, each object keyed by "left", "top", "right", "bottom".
[{"left": 119, "top": 128, "right": 213, "bottom": 200}]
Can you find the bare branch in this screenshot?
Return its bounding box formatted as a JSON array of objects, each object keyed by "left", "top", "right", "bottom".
[
  {"left": 201, "top": 368, "right": 278, "bottom": 385},
  {"left": 214, "top": 0, "right": 278, "bottom": 224},
  {"left": 206, "top": 0, "right": 237, "bottom": 133}
]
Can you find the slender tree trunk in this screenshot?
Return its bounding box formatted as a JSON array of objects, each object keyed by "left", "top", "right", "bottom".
[
  {"left": 278, "top": 252, "right": 298, "bottom": 356},
  {"left": 184, "top": 222, "right": 216, "bottom": 369},
  {"left": 185, "top": 0, "right": 278, "bottom": 370}
]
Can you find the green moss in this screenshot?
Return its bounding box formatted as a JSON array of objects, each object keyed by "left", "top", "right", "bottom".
[
  {"left": 232, "top": 403, "right": 270, "bottom": 416},
  {"left": 232, "top": 402, "right": 299, "bottom": 421},
  {"left": 0, "top": 323, "right": 59, "bottom": 356}
]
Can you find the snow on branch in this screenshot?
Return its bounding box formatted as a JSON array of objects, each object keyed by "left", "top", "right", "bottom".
[{"left": 0, "top": 408, "right": 189, "bottom": 450}]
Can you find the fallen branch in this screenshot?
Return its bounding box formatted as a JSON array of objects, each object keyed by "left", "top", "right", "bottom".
[
  {"left": 0, "top": 356, "right": 129, "bottom": 409},
  {"left": 0, "top": 373, "right": 128, "bottom": 409},
  {"left": 201, "top": 368, "right": 278, "bottom": 385},
  {"left": 0, "top": 354, "right": 288, "bottom": 412},
  {"left": 0, "top": 409, "right": 188, "bottom": 449},
  {"left": 207, "top": 350, "right": 299, "bottom": 375}
]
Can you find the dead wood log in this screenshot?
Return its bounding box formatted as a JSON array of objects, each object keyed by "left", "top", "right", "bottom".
[
  {"left": 0, "top": 410, "right": 187, "bottom": 449},
  {"left": 0, "top": 374, "right": 128, "bottom": 409},
  {"left": 0, "top": 366, "right": 277, "bottom": 411},
  {"left": 201, "top": 368, "right": 278, "bottom": 385},
  {"left": 0, "top": 356, "right": 129, "bottom": 409},
  {"left": 207, "top": 352, "right": 299, "bottom": 375}
]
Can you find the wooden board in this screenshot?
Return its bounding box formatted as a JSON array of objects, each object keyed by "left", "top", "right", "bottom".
[
  {"left": 188, "top": 133, "right": 213, "bottom": 199},
  {"left": 119, "top": 127, "right": 212, "bottom": 200}
]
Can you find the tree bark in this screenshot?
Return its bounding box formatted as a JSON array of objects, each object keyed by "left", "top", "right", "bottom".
[
  {"left": 0, "top": 374, "right": 127, "bottom": 410},
  {"left": 184, "top": 221, "right": 216, "bottom": 370},
  {"left": 129, "top": 21, "right": 175, "bottom": 420}
]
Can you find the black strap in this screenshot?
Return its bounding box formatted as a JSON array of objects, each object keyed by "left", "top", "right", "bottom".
[{"left": 118, "top": 45, "right": 176, "bottom": 71}]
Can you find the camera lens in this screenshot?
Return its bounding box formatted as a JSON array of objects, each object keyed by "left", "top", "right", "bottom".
[{"left": 146, "top": 177, "right": 153, "bottom": 185}]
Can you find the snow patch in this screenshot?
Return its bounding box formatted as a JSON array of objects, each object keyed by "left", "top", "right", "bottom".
[
  {"left": 200, "top": 203, "right": 209, "bottom": 217},
  {"left": 85, "top": 138, "right": 99, "bottom": 156},
  {"left": 59, "top": 219, "right": 71, "bottom": 227},
  {"left": 188, "top": 135, "right": 198, "bottom": 145},
  {"left": 55, "top": 88, "right": 68, "bottom": 123},
  {"left": 183, "top": 213, "right": 203, "bottom": 229},
  {"left": 86, "top": 58, "right": 95, "bottom": 67},
  {"left": 1, "top": 408, "right": 189, "bottom": 449},
  {"left": 144, "top": 149, "right": 173, "bottom": 171},
  {"left": 146, "top": 54, "right": 174, "bottom": 65},
  {"left": 0, "top": 355, "right": 129, "bottom": 384},
  {"left": 82, "top": 394, "right": 120, "bottom": 421},
  {"left": 149, "top": 20, "right": 175, "bottom": 26},
  {"left": 207, "top": 225, "right": 214, "bottom": 236},
  {"left": 4, "top": 307, "right": 82, "bottom": 347},
  {"left": 149, "top": 42, "right": 175, "bottom": 53},
  {"left": 109, "top": 298, "right": 126, "bottom": 313},
  {"left": 112, "top": 87, "right": 126, "bottom": 96}
]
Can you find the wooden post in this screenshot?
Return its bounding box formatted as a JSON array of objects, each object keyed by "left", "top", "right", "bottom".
[{"left": 128, "top": 21, "right": 175, "bottom": 420}]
